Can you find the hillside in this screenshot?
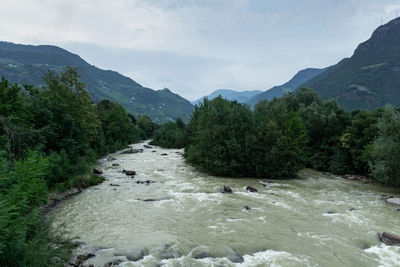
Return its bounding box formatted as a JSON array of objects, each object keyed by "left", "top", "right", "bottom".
[
  {"left": 0, "top": 42, "right": 193, "bottom": 123},
  {"left": 192, "top": 89, "right": 262, "bottom": 105},
  {"left": 302, "top": 17, "right": 400, "bottom": 110},
  {"left": 247, "top": 68, "right": 326, "bottom": 106}
]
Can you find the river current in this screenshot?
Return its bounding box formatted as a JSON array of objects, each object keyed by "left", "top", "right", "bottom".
[{"left": 51, "top": 142, "right": 400, "bottom": 266}]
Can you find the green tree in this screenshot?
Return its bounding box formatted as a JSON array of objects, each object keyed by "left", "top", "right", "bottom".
[{"left": 370, "top": 106, "right": 400, "bottom": 185}]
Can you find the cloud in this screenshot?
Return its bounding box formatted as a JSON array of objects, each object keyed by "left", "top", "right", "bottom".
[{"left": 1, "top": 0, "right": 399, "bottom": 100}]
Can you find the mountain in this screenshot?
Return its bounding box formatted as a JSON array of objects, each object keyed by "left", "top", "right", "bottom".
[
  {"left": 192, "top": 89, "right": 262, "bottom": 105},
  {"left": 301, "top": 17, "right": 400, "bottom": 111},
  {"left": 247, "top": 68, "right": 327, "bottom": 106},
  {"left": 0, "top": 42, "right": 193, "bottom": 123}
]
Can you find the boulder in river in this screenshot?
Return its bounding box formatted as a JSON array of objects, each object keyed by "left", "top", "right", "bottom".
[
  {"left": 73, "top": 253, "right": 95, "bottom": 266},
  {"left": 121, "top": 148, "right": 139, "bottom": 154},
  {"left": 245, "top": 186, "right": 258, "bottom": 192},
  {"left": 190, "top": 245, "right": 243, "bottom": 263},
  {"left": 386, "top": 198, "right": 400, "bottom": 206},
  {"left": 110, "top": 184, "right": 120, "bottom": 187},
  {"left": 152, "top": 243, "right": 181, "bottom": 260},
  {"left": 242, "top": 205, "right": 251, "bottom": 211},
  {"left": 122, "top": 170, "right": 136, "bottom": 176},
  {"left": 378, "top": 232, "right": 400, "bottom": 245},
  {"left": 220, "top": 185, "right": 233, "bottom": 194},
  {"left": 93, "top": 168, "right": 103, "bottom": 175},
  {"left": 144, "top": 145, "right": 153, "bottom": 148},
  {"left": 114, "top": 248, "right": 148, "bottom": 261},
  {"left": 112, "top": 163, "right": 120, "bottom": 167},
  {"left": 161, "top": 153, "right": 168, "bottom": 156}
]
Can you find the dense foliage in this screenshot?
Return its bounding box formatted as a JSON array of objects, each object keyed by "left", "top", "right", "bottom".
[
  {"left": 370, "top": 106, "right": 400, "bottom": 186},
  {"left": 182, "top": 88, "right": 400, "bottom": 186},
  {"left": 0, "top": 68, "right": 148, "bottom": 266},
  {"left": 150, "top": 118, "right": 186, "bottom": 148}
]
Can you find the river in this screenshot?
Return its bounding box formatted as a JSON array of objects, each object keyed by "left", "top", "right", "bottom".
[{"left": 51, "top": 141, "right": 400, "bottom": 266}]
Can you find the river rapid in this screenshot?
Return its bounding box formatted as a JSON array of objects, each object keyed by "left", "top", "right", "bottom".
[{"left": 51, "top": 141, "right": 400, "bottom": 266}]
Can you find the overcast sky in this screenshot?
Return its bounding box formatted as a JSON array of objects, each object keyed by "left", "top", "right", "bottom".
[{"left": 1, "top": 0, "right": 400, "bottom": 100}]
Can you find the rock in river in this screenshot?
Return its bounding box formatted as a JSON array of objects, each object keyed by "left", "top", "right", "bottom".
[
  {"left": 190, "top": 245, "right": 243, "bottom": 263},
  {"left": 122, "top": 170, "right": 136, "bottom": 176},
  {"left": 114, "top": 248, "right": 148, "bottom": 261},
  {"left": 386, "top": 198, "right": 400, "bottom": 205},
  {"left": 93, "top": 168, "right": 103, "bottom": 175},
  {"left": 378, "top": 232, "right": 400, "bottom": 245},
  {"left": 245, "top": 186, "right": 258, "bottom": 192},
  {"left": 112, "top": 163, "right": 120, "bottom": 167},
  {"left": 220, "top": 185, "right": 233, "bottom": 194},
  {"left": 121, "top": 148, "right": 140, "bottom": 154}
]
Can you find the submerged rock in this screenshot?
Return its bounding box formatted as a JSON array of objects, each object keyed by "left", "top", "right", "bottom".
[
  {"left": 161, "top": 153, "right": 168, "bottom": 156},
  {"left": 220, "top": 185, "right": 233, "bottom": 194},
  {"left": 190, "top": 245, "right": 243, "bottom": 263},
  {"left": 114, "top": 248, "right": 148, "bottom": 261},
  {"left": 112, "top": 163, "right": 120, "bottom": 167},
  {"left": 152, "top": 243, "right": 181, "bottom": 260},
  {"left": 104, "top": 259, "right": 123, "bottom": 266},
  {"left": 245, "top": 186, "right": 258, "bottom": 192},
  {"left": 379, "top": 232, "right": 400, "bottom": 245},
  {"left": 136, "top": 180, "right": 154, "bottom": 185},
  {"left": 144, "top": 145, "right": 153, "bottom": 148},
  {"left": 121, "top": 148, "right": 140, "bottom": 154},
  {"left": 242, "top": 205, "right": 251, "bottom": 211},
  {"left": 386, "top": 198, "right": 400, "bottom": 206},
  {"left": 342, "top": 174, "right": 370, "bottom": 182},
  {"left": 137, "top": 197, "right": 170, "bottom": 202},
  {"left": 110, "top": 184, "right": 120, "bottom": 187},
  {"left": 73, "top": 253, "right": 95, "bottom": 266},
  {"left": 193, "top": 251, "right": 212, "bottom": 259}
]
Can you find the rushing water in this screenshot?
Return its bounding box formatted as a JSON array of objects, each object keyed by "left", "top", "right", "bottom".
[{"left": 51, "top": 142, "right": 400, "bottom": 266}]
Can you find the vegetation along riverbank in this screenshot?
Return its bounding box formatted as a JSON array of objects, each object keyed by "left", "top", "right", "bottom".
[{"left": 0, "top": 68, "right": 158, "bottom": 266}]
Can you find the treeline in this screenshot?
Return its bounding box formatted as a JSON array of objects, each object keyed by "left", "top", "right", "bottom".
[
  {"left": 154, "top": 88, "right": 400, "bottom": 186},
  {"left": 150, "top": 118, "right": 186, "bottom": 148},
  {"left": 0, "top": 67, "right": 156, "bottom": 266}
]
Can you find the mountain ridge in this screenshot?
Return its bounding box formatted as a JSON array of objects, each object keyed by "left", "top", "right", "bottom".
[
  {"left": 300, "top": 17, "right": 400, "bottom": 110},
  {"left": 247, "top": 67, "right": 327, "bottom": 106},
  {"left": 0, "top": 41, "right": 193, "bottom": 123},
  {"left": 192, "top": 89, "right": 262, "bottom": 105}
]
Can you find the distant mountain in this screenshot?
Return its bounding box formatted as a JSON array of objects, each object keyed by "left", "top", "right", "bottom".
[
  {"left": 0, "top": 42, "right": 193, "bottom": 123},
  {"left": 301, "top": 17, "right": 400, "bottom": 111},
  {"left": 247, "top": 68, "right": 327, "bottom": 106},
  {"left": 192, "top": 89, "right": 262, "bottom": 105}
]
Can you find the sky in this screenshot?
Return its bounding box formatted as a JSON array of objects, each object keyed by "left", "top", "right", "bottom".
[{"left": 1, "top": 0, "right": 400, "bottom": 100}]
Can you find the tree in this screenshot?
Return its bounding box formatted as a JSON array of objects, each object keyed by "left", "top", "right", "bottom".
[
  {"left": 185, "top": 97, "right": 255, "bottom": 177},
  {"left": 370, "top": 106, "right": 400, "bottom": 185}
]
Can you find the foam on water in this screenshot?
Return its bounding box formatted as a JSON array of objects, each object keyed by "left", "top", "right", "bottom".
[{"left": 365, "top": 245, "right": 400, "bottom": 267}]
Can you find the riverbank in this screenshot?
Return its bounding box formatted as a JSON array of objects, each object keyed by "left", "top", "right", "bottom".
[{"left": 50, "top": 142, "right": 400, "bottom": 267}]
